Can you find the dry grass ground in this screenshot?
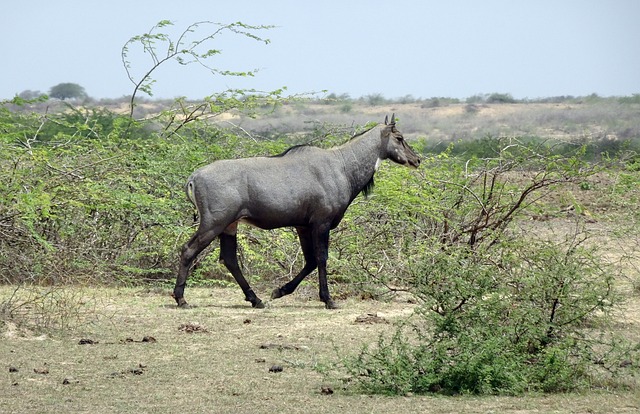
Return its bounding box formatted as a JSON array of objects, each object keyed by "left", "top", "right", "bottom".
[{"left": 2, "top": 286, "right": 639, "bottom": 414}]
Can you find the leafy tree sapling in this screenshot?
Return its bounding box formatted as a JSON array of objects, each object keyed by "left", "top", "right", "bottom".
[{"left": 121, "top": 20, "right": 274, "bottom": 120}]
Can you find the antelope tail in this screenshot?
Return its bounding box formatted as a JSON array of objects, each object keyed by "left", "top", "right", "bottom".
[
  {"left": 186, "top": 180, "right": 197, "bottom": 205},
  {"left": 186, "top": 180, "right": 199, "bottom": 223}
]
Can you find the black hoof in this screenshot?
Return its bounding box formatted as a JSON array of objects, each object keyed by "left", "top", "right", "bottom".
[
  {"left": 252, "top": 299, "right": 265, "bottom": 309},
  {"left": 325, "top": 300, "right": 339, "bottom": 310},
  {"left": 271, "top": 288, "right": 284, "bottom": 300}
]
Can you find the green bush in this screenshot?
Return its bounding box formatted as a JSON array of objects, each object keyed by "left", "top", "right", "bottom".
[
  {"left": 345, "top": 237, "right": 624, "bottom": 395},
  {"left": 339, "top": 142, "right": 638, "bottom": 395},
  {"left": 0, "top": 101, "right": 242, "bottom": 285},
  {"left": 486, "top": 93, "right": 517, "bottom": 104}
]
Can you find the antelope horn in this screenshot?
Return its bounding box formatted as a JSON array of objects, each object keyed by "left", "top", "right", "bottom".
[
  {"left": 384, "top": 115, "right": 389, "bottom": 125},
  {"left": 390, "top": 113, "right": 396, "bottom": 125}
]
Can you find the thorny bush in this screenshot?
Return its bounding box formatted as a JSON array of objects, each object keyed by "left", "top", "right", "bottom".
[{"left": 339, "top": 140, "right": 639, "bottom": 395}]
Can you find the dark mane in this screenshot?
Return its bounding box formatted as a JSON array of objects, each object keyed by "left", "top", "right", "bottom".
[
  {"left": 349, "top": 123, "right": 378, "bottom": 141},
  {"left": 271, "top": 124, "right": 379, "bottom": 159},
  {"left": 270, "top": 144, "right": 310, "bottom": 158}
]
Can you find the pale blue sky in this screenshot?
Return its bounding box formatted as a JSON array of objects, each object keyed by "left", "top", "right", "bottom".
[{"left": 2, "top": 0, "right": 639, "bottom": 100}]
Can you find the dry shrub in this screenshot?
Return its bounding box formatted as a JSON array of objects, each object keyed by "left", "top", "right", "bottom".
[{"left": 1, "top": 285, "right": 102, "bottom": 335}]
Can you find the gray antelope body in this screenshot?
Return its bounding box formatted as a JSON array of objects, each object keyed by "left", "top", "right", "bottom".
[{"left": 173, "top": 115, "right": 420, "bottom": 309}]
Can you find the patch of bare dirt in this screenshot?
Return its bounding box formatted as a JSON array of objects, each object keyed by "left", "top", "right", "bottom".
[{"left": 0, "top": 287, "right": 638, "bottom": 413}]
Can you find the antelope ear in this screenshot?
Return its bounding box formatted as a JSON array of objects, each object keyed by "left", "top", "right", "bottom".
[
  {"left": 390, "top": 113, "right": 396, "bottom": 125},
  {"left": 384, "top": 115, "right": 389, "bottom": 125}
]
